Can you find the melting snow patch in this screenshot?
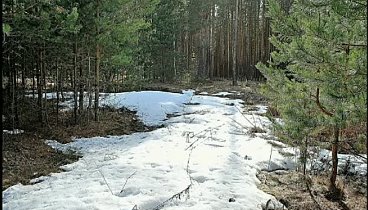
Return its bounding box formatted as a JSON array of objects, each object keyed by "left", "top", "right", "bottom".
[
  {"left": 212, "top": 91, "right": 234, "bottom": 96},
  {"left": 3, "top": 129, "right": 24, "bottom": 135}
]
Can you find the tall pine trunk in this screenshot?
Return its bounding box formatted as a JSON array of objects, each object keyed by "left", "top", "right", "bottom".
[
  {"left": 79, "top": 65, "right": 84, "bottom": 116},
  {"left": 232, "top": 0, "right": 239, "bottom": 86},
  {"left": 73, "top": 39, "right": 78, "bottom": 124},
  {"left": 37, "top": 49, "right": 44, "bottom": 124},
  {"left": 56, "top": 58, "right": 60, "bottom": 125},
  {"left": 87, "top": 54, "right": 93, "bottom": 122},
  {"left": 94, "top": 0, "right": 101, "bottom": 122}
]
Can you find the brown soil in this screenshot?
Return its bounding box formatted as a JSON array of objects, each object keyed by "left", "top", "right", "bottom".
[{"left": 257, "top": 170, "right": 367, "bottom": 210}]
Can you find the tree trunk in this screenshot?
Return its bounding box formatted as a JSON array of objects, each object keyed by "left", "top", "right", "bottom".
[
  {"left": 209, "top": 5, "right": 214, "bottom": 80},
  {"left": 232, "top": 0, "right": 239, "bottom": 86},
  {"left": 73, "top": 40, "right": 78, "bottom": 125},
  {"left": 173, "top": 39, "right": 177, "bottom": 78},
  {"left": 79, "top": 62, "right": 84, "bottom": 116},
  {"left": 87, "top": 54, "right": 93, "bottom": 122},
  {"left": 329, "top": 127, "right": 339, "bottom": 191},
  {"left": 303, "top": 136, "right": 308, "bottom": 175},
  {"left": 10, "top": 54, "right": 17, "bottom": 129},
  {"left": 95, "top": 0, "right": 101, "bottom": 122},
  {"left": 42, "top": 46, "right": 48, "bottom": 126},
  {"left": 32, "top": 70, "right": 36, "bottom": 98},
  {"left": 37, "top": 49, "right": 44, "bottom": 124},
  {"left": 56, "top": 58, "right": 60, "bottom": 125},
  {"left": 227, "top": 8, "right": 231, "bottom": 78}
]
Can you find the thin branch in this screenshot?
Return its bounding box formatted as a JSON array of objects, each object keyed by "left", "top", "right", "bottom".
[
  {"left": 342, "top": 141, "right": 368, "bottom": 162},
  {"left": 315, "top": 88, "right": 333, "bottom": 117},
  {"left": 82, "top": 159, "right": 114, "bottom": 195},
  {"left": 351, "top": 0, "right": 367, "bottom": 7},
  {"left": 234, "top": 106, "right": 257, "bottom": 128},
  {"left": 185, "top": 130, "right": 210, "bottom": 151},
  {"left": 120, "top": 171, "right": 137, "bottom": 193},
  {"left": 185, "top": 124, "right": 224, "bottom": 151},
  {"left": 152, "top": 137, "right": 195, "bottom": 210},
  {"left": 305, "top": 176, "right": 323, "bottom": 210},
  {"left": 97, "top": 169, "right": 114, "bottom": 195},
  {"left": 341, "top": 43, "right": 367, "bottom": 48},
  {"left": 151, "top": 184, "right": 192, "bottom": 210}
]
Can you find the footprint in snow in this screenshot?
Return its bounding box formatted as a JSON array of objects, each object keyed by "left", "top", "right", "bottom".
[
  {"left": 193, "top": 175, "right": 210, "bottom": 183},
  {"left": 150, "top": 163, "right": 160, "bottom": 168},
  {"left": 117, "top": 187, "right": 141, "bottom": 197}
]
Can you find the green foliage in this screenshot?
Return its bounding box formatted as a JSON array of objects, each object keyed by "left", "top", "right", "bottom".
[
  {"left": 140, "top": 0, "right": 186, "bottom": 82},
  {"left": 69, "top": 0, "right": 157, "bottom": 87},
  {"left": 64, "top": 7, "right": 81, "bottom": 34},
  {"left": 3, "top": 23, "right": 11, "bottom": 35},
  {"left": 257, "top": 0, "right": 367, "bottom": 147}
]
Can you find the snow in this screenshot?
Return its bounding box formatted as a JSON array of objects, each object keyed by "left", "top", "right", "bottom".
[
  {"left": 3, "top": 90, "right": 366, "bottom": 210},
  {"left": 3, "top": 129, "right": 24, "bottom": 135},
  {"left": 212, "top": 92, "right": 233, "bottom": 96},
  {"left": 100, "top": 91, "right": 194, "bottom": 126},
  {"left": 309, "top": 149, "right": 367, "bottom": 176},
  {"left": 25, "top": 91, "right": 74, "bottom": 100}
]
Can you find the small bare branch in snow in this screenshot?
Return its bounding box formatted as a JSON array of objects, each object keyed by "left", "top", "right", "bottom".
[{"left": 120, "top": 171, "right": 137, "bottom": 194}]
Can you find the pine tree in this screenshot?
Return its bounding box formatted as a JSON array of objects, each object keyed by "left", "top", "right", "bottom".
[{"left": 257, "top": 0, "right": 367, "bottom": 192}]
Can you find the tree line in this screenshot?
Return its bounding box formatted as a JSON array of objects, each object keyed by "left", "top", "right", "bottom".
[{"left": 2, "top": 0, "right": 275, "bottom": 128}]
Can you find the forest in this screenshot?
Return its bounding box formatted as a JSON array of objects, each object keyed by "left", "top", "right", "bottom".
[
  {"left": 2, "top": 0, "right": 277, "bottom": 125},
  {"left": 2, "top": 0, "right": 367, "bottom": 210}
]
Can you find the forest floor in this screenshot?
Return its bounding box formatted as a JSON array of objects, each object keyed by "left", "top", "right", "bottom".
[
  {"left": 3, "top": 80, "right": 366, "bottom": 210},
  {"left": 142, "top": 80, "right": 268, "bottom": 105},
  {"left": 257, "top": 170, "right": 367, "bottom": 210}
]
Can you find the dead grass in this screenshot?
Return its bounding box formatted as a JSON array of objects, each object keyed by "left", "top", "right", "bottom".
[
  {"left": 266, "top": 105, "right": 280, "bottom": 117},
  {"left": 143, "top": 80, "right": 268, "bottom": 105},
  {"left": 42, "top": 106, "right": 155, "bottom": 144},
  {"left": 248, "top": 126, "right": 267, "bottom": 134},
  {"left": 2, "top": 99, "right": 154, "bottom": 190},
  {"left": 2, "top": 132, "right": 81, "bottom": 190},
  {"left": 257, "top": 170, "right": 367, "bottom": 210}
]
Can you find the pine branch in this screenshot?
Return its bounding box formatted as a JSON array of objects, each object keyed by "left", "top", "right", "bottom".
[
  {"left": 341, "top": 43, "right": 367, "bottom": 48},
  {"left": 314, "top": 88, "right": 333, "bottom": 117},
  {"left": 351, "top": 0, "right": 367, "bottom": 7}
]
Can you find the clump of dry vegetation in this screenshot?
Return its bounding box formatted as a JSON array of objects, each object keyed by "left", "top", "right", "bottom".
[
  {"left": 257, "top": 170, "right": 367, "bottom": 210},
  {"left": 2, "top": 97, "right": 154, "bottom": 190}
]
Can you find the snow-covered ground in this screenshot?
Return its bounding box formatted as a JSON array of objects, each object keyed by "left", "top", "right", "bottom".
[{"left": 3, "top": 90, "right": 367, "bottom": 210}]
